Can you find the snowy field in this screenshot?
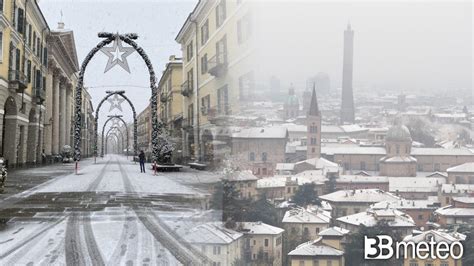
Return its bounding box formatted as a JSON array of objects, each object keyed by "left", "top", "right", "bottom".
[{"left": 0, "top": 155, "right": 218, "bottom": 265}]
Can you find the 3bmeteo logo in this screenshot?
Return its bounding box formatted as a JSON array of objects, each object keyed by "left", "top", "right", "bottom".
[{"left": 364, "top": 235, "right": 464, "bottom": 260}]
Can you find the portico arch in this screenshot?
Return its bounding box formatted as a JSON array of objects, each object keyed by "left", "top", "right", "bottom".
[{"left": 101, "top": 117, "right": 129, "bottom": 157}]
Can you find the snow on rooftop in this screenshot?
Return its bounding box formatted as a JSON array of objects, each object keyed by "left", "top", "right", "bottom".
[
  {"left": 318, "top": 226, "right": 350, "bottom": 237},
  {"left": 337, "top": 209, "right": 415, "bottom": 228},
  {"left": 440, "top": 184, "right": 474, "bottom": 194},
  {"left": 232, "top": 127, "right": 288, "bottom": 139},
  {"left": 184, "top": 222, "right": 243, "bottom": 245},
  {"left": 389, "top": 177, "right": 445, "bottom": 193},
  {"left": 403, "top": 230, "right": 466, "bottom": 244},
  {"left": 282, "top": 207, "right": 331, "bottom": 224},
  {"left": 225, "top": 170, "right": 258, "bottom": 182},
  {"left": 320, "top": 189, "right": 399, "bottom": 203},
  {"left": 288, "top": 238, "right": 344, "bottom": 257},
  {"left": 452, "top": 197, "right": 474, "bottom": 204},
  {"left": 238, "top": 222, "right": 284, "bottom": 235},
  {"left": 371, "top": 199, "right": 439, "bottom": 210},
  {"left": 435, "top": 206, "right": 474, "bottom": 217},
  {"left": 257, "top": 171, "right": 327, "bottom": 188},
  {"left": 337, "top": 175, "right": 389, "bottom": 183},
  {"left": 447, "top": 162, "right": 474, "bottom": 173}
]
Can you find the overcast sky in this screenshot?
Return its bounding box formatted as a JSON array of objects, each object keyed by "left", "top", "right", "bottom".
[
  {"left": 39, "top": 0, "right": 472, "bottom": 127},
  {"left": 255, "top": 1, "right": 472, "bottom": 95},
  {"left": 40, "top": 0, "right": 197, "bottom": 126}
]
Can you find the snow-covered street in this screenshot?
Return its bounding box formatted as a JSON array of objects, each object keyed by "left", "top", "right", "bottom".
[{"left": 0, "top": 155, "right": 221, "bottom": 265}]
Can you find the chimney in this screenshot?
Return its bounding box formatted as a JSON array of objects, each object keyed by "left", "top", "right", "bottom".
[{"left": 58, "top": 21, "right": 65, "bottom": 30}]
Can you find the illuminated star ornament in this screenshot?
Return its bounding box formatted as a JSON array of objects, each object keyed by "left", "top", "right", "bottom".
[
  {"left": 101, "top": 36, "right": 135, "bottom": 73},
  {"left": 107, "top": 94, "right": 125, "bottom": 112},
  {"left": 111, "top": 117, "right": 121, "bottom": 127}
]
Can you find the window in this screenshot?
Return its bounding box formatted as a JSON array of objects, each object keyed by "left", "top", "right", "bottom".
[
  {"left": 354, "top": 208, "right": 360, "bottom": 213},
  {"left": 310, "top": 124, "right": 318, "bottom": 133},
  {"left": 262, "top": 168, "right": 267, "bottom": 175},
  {"left": 434, "top": 163, "right": 440, "bottom": 171},
  {"left": 0, "top": 31, "right": 3, "bottom": 63},
  {"left": 216, "top": 35, "right": 227, "bottom": 64},
  {"left": 327, "top": 260, "right": 332, "bottom": 266},
  {"left": 264, "top": 239, "right": 269, "bottom": 247},
  {"left": 409, "top": 261, "right": 418, "bottom": 266},
  {"left": 418, "top": 214, "right": 423, "bottom": 220},
  {"left": 440, "top": 261, "right": 448, "bottom": 266},
  {"left": 28, "top": 25, "right": 32, "bottom": 46},
  {"left": 201, "top": 19, "right": 209, "bottom": 45},
  {"left": 0, "top": 0, "right": 3, "bottom": 12},
  {"left": 186, "top": 41, "right": 193, "bottom": 61},
  {"left": 299, "top": 260, "right": 304, "bottom": 266},
  {"left": 201, "top": 94, "right": 210, "bottom": 115},
  {"left": 237, "top": 12, "right": 252, "bottom": 44},
  {"left": 287, "top": 187, "right": 291, "bottom": 193},
  {"left": 216, "top": 0, "right": 226, "bottom": 27},
  {"left": 262, "top": 152, "right": 267, "bottom": 162},
  {"left": 26, "top": 60, "right": 31, "bottom": 82},
  {"left": 188, "top": 103, "right": 194, "bottom": 126},
  {"left": 249, "top": 152, "right": 255, "bottom": 161},
  {"left": 311, "top": 138, "right": 317, "bottom": 145},
  {"left": 201, "top": 245, "right": 206, "bottom": 253},
  {"left": 315, "top": 227, "right": 320, "bottom": 234},
  {"left": 201, "top": 54, "right": 208, "bottom": 74},
  {"left": 360, "top": 162, "right": 366, "bottom": 170},
  {"left": 187, "top": 69, "right": 194, "bottom": 90},
  {"left": 396, "top": 144, "right": 400, "bottom": 154},
  {"left": 217, "top": 85, "right": 229, "bottom": 115},
  {"left": 17, "top": 8, "right": 24, "bottom": 34},
  {"left": 238, "top": 71, "right": 254, "bottom": 100},
  {"left": 213, "top": 245, "right": 221, "bottom": 255},
  {"left": 313, "top": 260, "right": 319, "bottom": 266},
  {"left": 33, "top": 32, "right": 36, "bottom": 53}
]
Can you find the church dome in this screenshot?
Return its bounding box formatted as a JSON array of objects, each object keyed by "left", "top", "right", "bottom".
[{"left": 386, "top": 124, "right": 412, "bottom": 142}]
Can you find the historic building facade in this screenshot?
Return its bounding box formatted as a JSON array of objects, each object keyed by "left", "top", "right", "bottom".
[
  {"left": 44, "top": 22, "right": 80, "bottom": 161},
  {"left": 175, "top": 0, "right": 255, "bottom": 163},
  {"left": 0, "top": 0, "right": 48, "bottom": 167}
]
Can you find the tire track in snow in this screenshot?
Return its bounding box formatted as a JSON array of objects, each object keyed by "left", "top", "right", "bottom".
[{"left": 66, "top": 160, "right": 111, "bottom": 266}]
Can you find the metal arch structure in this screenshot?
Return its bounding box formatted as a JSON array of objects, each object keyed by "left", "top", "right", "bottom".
[
  {"left": 101, "top": 115, "right": 129, "bottom": 157},
  {"left": 95, "top": 91, "right": 137, "bottom": 158},
  {"left": 74, "top": 32, "right": 165, "bottom": 165},
  {"left": 105, "top": 129, "right": 123, "bottom": 155},
  {"left": 105, "top": 134, "right": 120, "bottom": 154}
]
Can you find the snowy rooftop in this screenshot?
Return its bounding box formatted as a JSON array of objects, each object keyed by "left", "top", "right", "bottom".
[
  {"left": 371, "top": 199, "right": 439, "bottom": 210},
  {"left": 319, "top": 189, "right": 399, "bottom": 203},
  {"left": 297, "top": 157, "right": 339, "bottom": 169},
  {"left": 389, "top": 177, "right": 445, "bottom": 193},
  {"left": 318, "top": 226, "right": 350, "bottom": 237},
  {"left": 232, "top": 127, "right": 288, "bottom": 139},
  {"left": 238, "top": 222, "right": 284, "bottom": 235},
  {"left": 224, "top": 170, "right": 258, "bottom": 182},
  {"left": 337, "top": 209, "right": 415, "bottom": 228},
  {"left": 321, "top": 146, "right": 474, "bottom": 156},
  {"left": 447, "top": 162, "right": 474, "bottom": 173},
  {"left": 452, "top": 197, "right": 474, "bottom": 204},
  {"left": 257, "top": 171, "right": 327, "bottom": 188},
  {"left": 440, "top": 184, "right": 474, "bottom": 194},
  {"left": 288, "top": 238, "right": 344, "bottom": 257},
  {"left": 282, "top": 207, "right": 331, "bottom": 224},
  {"left": 184, "top": 222, "right": 243, "bottom": 244},
  {"left": 435, "top": 206, "right": 474, "bottom": 217},
  {"left": 337, "top": 175, "right": 389, "bottom": 183},
  {"left": 403, "top": 230, "right": 466, "bottom": 244}
]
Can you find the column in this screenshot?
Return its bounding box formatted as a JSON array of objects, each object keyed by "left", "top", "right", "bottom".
[
  {"left": 52, "top": 72, "right": 60, "bottom": 154},
  {"left": 44, "top": 73, "right": 54, "bottom": 155},
  {"left": 59, "top": 77, "right": 67, "bottom": 149},
  {"left": 65, "top": 84, "right": 72, "bottom": 146}
]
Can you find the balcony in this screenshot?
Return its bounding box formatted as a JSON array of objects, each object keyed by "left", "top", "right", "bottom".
[
  {"left": 33, "top": 86, "right": 46, "bottom": 104},
  {"left": 207, "top": 52, "right": 227, "bottom": 77},
  {"left": 180, "top": 80, "right": 193, "bottom": 97},
  {"left": 8, "top": 70, "right": 27, "bottom": 93}
]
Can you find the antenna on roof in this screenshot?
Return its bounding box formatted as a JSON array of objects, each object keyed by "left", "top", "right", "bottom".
[{"left": 58, "top": 10, "right": 65, "bottom": 29}]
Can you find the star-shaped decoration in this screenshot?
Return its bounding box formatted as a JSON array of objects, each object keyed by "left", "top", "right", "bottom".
[
  {"left": 111, "top": 118, "right": 121, "bottom": 128},
  {"left": 101, "top": 36, "right": 135, "bottom": 73},
  {"left": 107, "top": 94, "right": 125, "bottom": 112}
]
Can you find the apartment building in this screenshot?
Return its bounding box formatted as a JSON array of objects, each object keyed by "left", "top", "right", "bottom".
[
  {"left": 157, "top": 55, "right": 184, "bottom": 161},
  {"left": 175, "top": 0, "right": 255, "bottom": 163}
]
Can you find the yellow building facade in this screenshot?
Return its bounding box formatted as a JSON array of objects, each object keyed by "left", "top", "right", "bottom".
[
  {"left": 175, "top": 0, "right": 255, "bottom": 162},
  {"left": 0, "top": 0, "right": 49, "bottom": 167}
]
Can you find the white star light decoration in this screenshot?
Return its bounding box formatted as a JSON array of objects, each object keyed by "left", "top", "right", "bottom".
[
  {"left": 101, "top": 36, "right": 135, "bottom": 73},
  {"left": 111, "top": 117, "right": 121, "bottom": 128},
  {"left": 107, "top": 94, "right": 125, "bottom": 112}
]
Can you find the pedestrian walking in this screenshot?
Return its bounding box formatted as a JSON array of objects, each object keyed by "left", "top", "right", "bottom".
[{"left": 139, "top": 150, "right": 146, "bottom": 173}]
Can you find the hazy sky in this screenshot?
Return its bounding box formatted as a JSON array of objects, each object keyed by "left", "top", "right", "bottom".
[
  {"left": 40, "top": 0, "right": 197, "bottom": 126},
  {"left": 38, "top": 0, "right": 472, "bottom": 128},
  {"left": 255, "top": 1, "right": 472, "bottom": 94}
]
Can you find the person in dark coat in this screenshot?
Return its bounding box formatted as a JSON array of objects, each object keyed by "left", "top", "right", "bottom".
[{"left": 139, "top": 150, "right": 146, "bottom": 173}]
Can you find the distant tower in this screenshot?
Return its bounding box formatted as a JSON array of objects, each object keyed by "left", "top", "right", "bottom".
[
  {"left": 284, "top": 84, "right": 299, "bottom": 120},
  {"left": 340, "top": 23, "right": 355, "bottom": 124},
  {"left": 307, "top": 84, "right": 321, "bottom": 159}
]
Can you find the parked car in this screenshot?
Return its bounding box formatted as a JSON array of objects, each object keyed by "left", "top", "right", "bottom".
[{"left": 0, "top": 157, "right": 6, "bottom": 193}]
